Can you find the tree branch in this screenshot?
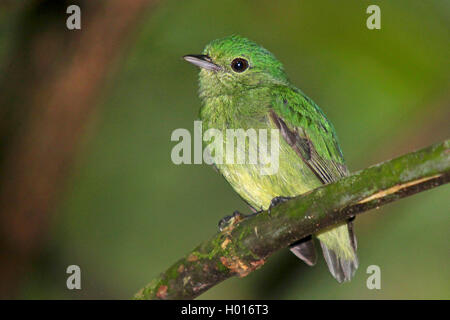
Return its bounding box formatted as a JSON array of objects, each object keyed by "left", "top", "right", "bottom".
[{"left": 135, "top": 139, "right": 450, "bottom": 300}]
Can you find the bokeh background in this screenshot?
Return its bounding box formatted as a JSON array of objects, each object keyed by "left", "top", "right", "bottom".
[{"left": 0, "top": 0, "right": 448, "bottom": 299}]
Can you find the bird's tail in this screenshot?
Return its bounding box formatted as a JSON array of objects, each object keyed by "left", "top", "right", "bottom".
[{"left": 317, "top": 221, "right": 358, "bottom": 283}]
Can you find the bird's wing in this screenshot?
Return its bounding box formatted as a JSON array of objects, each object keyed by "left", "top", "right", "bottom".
[
  {"left": 269, "top": 86, "right": 349, "bottom": 184},
  {"left": 269, "top": 86, "right": 358, "bottom": 279}
]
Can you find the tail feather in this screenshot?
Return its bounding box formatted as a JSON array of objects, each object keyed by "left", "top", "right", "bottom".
[
  {"left": 289, "top": 236, "right": 317, "bottom": 266},
  {"left": 317, "top": 223, "right": 358, "bottom": 283},
  {"left": 348, "top": 220, "right": 357, "bottom": 251}
]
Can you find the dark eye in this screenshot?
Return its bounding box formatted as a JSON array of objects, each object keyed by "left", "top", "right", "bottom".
[{"left": 231, "top": 58, "right": 249, "bottom": 72}]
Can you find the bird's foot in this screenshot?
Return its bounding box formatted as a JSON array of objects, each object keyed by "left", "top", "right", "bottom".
[
  {"left": 218, "top": 206, "right": 266, "bottom": 231},
  {"left": 268, "top": 196, "right": 292, "bottom": 214},
  {"left": 218, "top": 211, "right": 246, "bottom": 231}
]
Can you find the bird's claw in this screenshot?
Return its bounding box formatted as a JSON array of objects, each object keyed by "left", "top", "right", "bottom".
[
  {"left": 218, "top": 211, "right": 245, "bottom": 231},
  {"left": 268, "top": 196, "right": 292, "bottom": 214}
]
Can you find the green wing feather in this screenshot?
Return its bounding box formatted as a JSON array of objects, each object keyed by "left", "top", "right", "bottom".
[{"left": 269, "top": 85, "right": 349, "bottom": 183}]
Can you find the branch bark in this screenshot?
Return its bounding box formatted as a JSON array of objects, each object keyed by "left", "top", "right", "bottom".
[{"left": 135, "top": 139, "right": 450, "bottom": 300}]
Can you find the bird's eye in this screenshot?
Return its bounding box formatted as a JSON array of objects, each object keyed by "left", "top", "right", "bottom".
[{"left": 231, "top": 58, "right": 249, "bottom": 72}]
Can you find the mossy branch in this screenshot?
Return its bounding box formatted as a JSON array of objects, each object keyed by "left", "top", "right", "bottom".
[{"left": 135, "top": 140, "right": 450, "bottom": 300}]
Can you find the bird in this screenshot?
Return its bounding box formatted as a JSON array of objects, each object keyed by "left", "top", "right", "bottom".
[{"left": 183, "top": 35, "right": 358, "bottom": 283}]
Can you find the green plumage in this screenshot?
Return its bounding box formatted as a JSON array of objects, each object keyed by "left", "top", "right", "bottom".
[{"left": 185, "top": 35, "right": 358, "bottom": 282}]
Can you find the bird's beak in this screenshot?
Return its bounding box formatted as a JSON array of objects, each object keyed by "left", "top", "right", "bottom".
[{"left": 183, "top": 54, "right": 221, "bottom": 71}]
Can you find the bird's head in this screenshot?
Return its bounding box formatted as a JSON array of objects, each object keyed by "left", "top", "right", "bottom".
[{"left": 184, "top": 35, "right": 288, "bottom": 99}]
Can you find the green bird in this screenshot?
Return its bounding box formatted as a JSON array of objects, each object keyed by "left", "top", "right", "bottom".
[{"left": 184, "top": 35, "right": 358, "bottom": 282}]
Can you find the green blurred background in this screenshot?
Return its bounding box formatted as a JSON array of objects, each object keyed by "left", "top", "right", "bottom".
[{"left": 1, "top": 0, "right": 449, "bottom": 299}]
